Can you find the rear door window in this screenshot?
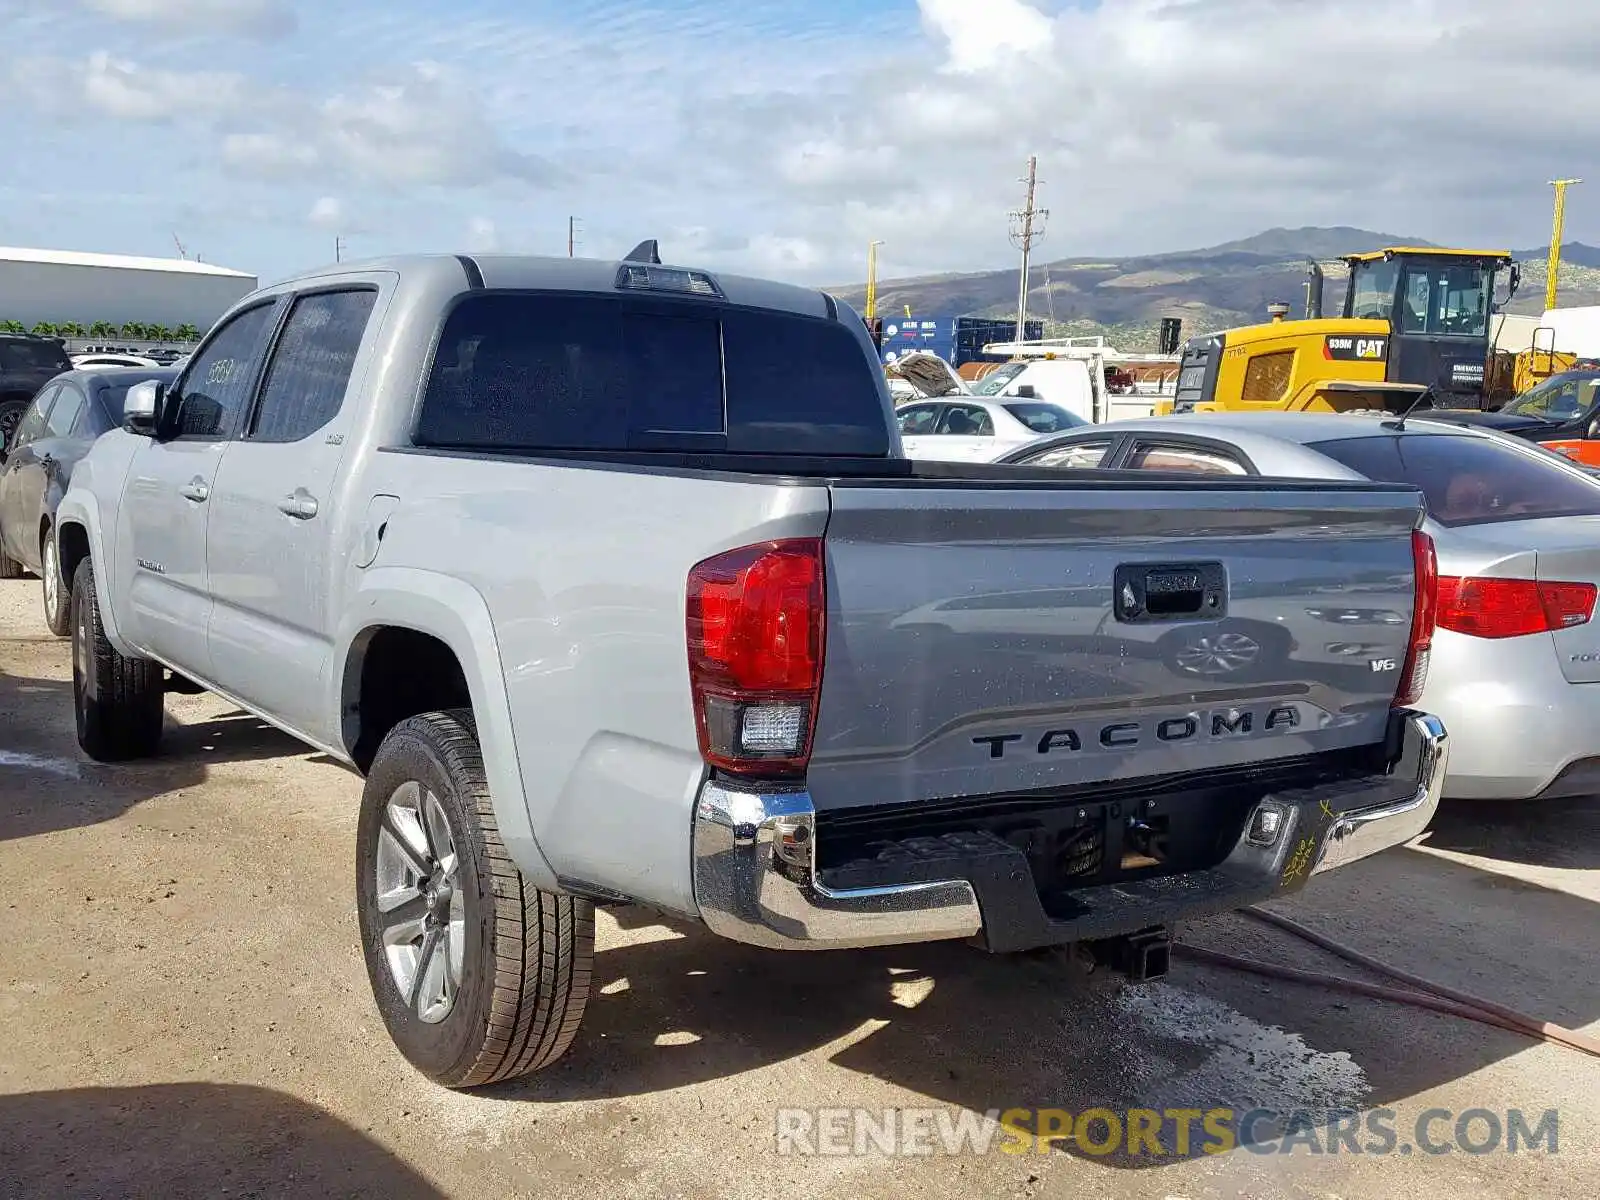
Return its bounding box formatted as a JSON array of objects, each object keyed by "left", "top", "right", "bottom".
[
  {"left": 936, "top": 404, "right": 994, "bottom": 436},
  {"left": 44, "top": 384, "right": 86, "bottom": 438},
  {"left": 1310, "top": 432, "right": 1600, "bottom": 526},
  {"left": 250, "top": 289, "right": 377, "bottom": 443},
  {"left": 1124, "top": 440, "right": 1249, "bottom": 475},
  {"left": 416, "top": 293, "right": 889, "bottom": 457}
]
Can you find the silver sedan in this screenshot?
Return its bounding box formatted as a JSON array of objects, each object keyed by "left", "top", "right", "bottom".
[{"left": 998, "top": 412, "right": 1600, "bottom": 801}]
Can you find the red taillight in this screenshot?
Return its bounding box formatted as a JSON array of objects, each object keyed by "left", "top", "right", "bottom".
[
  {"left": 1436, "top": 575, "right": 1598, "bottom": 639},
  {"left": 1396, "top": 530, "right": 1437, "bottom": 707},
  {"left": 687, "top": 538, "right": 825, "bottom": 777}
]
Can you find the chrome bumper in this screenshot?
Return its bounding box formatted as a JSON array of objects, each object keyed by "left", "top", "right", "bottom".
[
  {"left": 1312, "top": 711, "right": 1449, "bottom": 875},
  {"left": 691, "top": 786, "right": 982, "bottom": 950},
  {"left": 691, "top": 712, "right": 1448, "bottom": 952}
]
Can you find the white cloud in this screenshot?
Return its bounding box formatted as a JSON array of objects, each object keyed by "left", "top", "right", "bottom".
[
  {"left": 307, "top": 196, "right": 343, "bottom": 230},
  {"left": 81, "top": 0, "right": 295, "bottom": 38},
  {"left": 221, "top": 63, "right": 563, "bottom": 188},
  {"left": 81, "top": 50, "right": 245, "bottom": 120},
  {"left": 919, "top": 0, "right": 1054, "bottom": 73},
  {"left": 466, "top": 215, "right": 498, "bottom": 251}
]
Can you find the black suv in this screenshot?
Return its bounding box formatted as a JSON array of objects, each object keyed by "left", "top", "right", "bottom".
[{"left": 1, "top": 335, "right": 73, "bottom": 458}]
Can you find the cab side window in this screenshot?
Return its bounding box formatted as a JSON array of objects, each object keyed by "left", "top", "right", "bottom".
[
  {"left": 249, "top": 289, "right": 377, "bottom": 443},
  {"left": 168, "top": 303, "right": 279, "bottom": 440}
]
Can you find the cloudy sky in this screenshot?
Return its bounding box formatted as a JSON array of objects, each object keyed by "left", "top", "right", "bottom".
[{"left": 0, "top": 0, "right": 1594, "bottom": 286}]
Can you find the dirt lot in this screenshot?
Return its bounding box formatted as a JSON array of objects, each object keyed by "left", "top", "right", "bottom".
[{"left": 0, "top": 577, "right": 1596, "bottom": 1199}]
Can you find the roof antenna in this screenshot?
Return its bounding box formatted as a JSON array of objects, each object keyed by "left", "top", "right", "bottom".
[
  {"left": 1385, "top": 385, "right": 1437, "bottom": 431},
  {"left": 624, "top": 239, "right": 662, "bottom": 264}
]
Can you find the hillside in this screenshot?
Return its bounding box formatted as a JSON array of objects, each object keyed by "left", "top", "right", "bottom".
[{"left": 833, "top": 228, "right": 1600, "bottom": 351}]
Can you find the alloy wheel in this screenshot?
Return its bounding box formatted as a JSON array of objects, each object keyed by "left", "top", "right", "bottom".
[{"left": 374, "top": 781, "right": 466, "bottom": 1024}]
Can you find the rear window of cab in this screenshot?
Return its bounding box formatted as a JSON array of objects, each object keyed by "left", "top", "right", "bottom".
[{"left": 415, "top": 292, "right": 890, "bottom": 457}]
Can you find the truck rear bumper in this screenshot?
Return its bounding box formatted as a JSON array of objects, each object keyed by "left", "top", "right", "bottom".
[{"left": 691, "top": 712, "right": 1447, "bottom": 952}]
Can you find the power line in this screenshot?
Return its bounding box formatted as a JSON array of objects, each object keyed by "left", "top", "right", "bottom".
[{"left": 1008, "top": 155, "right": 1049, "bottom": 342}]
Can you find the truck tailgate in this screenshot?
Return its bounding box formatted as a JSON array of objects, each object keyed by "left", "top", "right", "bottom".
[{"left": 807, "top": 480, "right": 1424, "bottom": 810}]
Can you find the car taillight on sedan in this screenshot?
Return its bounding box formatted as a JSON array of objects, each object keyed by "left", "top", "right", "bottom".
[
  {"left": 1396, "top": 530, "right": 1438, "bottom": 707},
  {"left": 686, "top": 539, "right": 825, "bottom": 778},
  {"left": 1435, "top": 576, "right": 1598, "bottom": 639}
]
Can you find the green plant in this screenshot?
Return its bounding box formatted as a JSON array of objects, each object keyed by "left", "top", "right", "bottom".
[
  {"left": 30, "top": 321, "right": 58, "bottom": 337},
  {"left": 89, "top": 321, "right": 117, "bottom": 339},
  {"left": 59, "top": 321, "right": 87, "bottom": 338},
  {"left": 147, "top": 324, "right": 172, "bottom": 342},
  {"left": 0, "top": 319, "right": 25, "bottom": 334},
  {"left": 119, "top": 321, "right": 146, "bottom": 340},
  {"left": 175, "top": 323, "right": 200, "bottom": 343}
]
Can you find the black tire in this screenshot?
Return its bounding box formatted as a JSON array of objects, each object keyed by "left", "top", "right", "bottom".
[
  {"left": 41, "top": 525, "right": 70, "bottom": 636},
  {"left": 356, "top": 709, "right": 594, "bottom": 1089},
  {"left": 70, "top": 557, "right": 164, "bottom": 761},
  {"left": 0, "top": 547, "right": 21, "bottom": 579}
]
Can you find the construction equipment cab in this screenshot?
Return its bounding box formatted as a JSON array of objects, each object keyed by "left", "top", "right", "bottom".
[{"left": 1161, "top": 247, "right": 1519, "bottom": 416}]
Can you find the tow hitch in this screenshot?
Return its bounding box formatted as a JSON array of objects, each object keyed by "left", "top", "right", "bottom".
[{"left": 1089, "top": 925, "right": 1172, "bottom": 982}]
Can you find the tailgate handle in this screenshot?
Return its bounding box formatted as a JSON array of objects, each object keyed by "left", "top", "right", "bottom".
[{"left": 1114, "top": 562, "right": 1227, "bottom": 622}]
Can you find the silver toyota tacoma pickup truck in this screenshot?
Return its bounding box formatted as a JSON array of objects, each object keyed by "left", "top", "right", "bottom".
[{"left": 55, "top": 247, "right": 1448, "bottom": 1089}]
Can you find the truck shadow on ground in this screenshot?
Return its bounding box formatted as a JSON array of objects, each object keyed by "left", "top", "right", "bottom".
[
  {"left": 0, "top": 668, "right": 306, "bottom": 841},
  {"left": 512, "top": 818, "right": 1598, "bottom": 1168},
  {"left": 0, "top": 1083, "right": 443, "bottom": 1199}
]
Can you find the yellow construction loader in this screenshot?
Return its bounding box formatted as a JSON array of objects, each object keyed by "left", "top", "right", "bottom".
[{"left": 1157, "top": 247, "right": 1520, "bottom": 415}]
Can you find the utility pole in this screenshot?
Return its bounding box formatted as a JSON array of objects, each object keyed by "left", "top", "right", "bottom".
[
  {"left": 1008, "top": 155, "right": 1048, "bottom": 342},
  {"left": 568, "top": 216, "right": 582, "bottom": 258},
  {"left": 1546, "top": 179, "right": 1582, "bottom": 311},
  {"left": 335, "top": 236, "right": 346, "bottom": 263},
  {"left": 865, "top": 240, "right": 884, "bottom": 320},
  {"left": 172, "top": 232, "right": 188, "bottom": 260}
]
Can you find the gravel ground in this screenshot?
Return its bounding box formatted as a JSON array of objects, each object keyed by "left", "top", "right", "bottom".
[{"left": 0, "top": 576, "right": 1596, "bottom": 1199}]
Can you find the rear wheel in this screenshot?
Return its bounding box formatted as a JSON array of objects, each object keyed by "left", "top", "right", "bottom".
[
  {"left": 356, "top": 709, "right": 594, "bottom": 1088},
  {"left": 41, "top": 527, "right": 69, "bottom": 636},
  {"left": 0, "top": 398, "right": 26, "bottom": 464},
  {"left": 71, "top": 557, "right": 164, "bottom": 761},
  {"left": 0, "top": 546, "right": 21, "bottom": 579}
]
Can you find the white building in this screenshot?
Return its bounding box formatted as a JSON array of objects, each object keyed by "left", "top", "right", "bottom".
[{"left": 0, "top": 246, "right": 258, "bottom": 333}]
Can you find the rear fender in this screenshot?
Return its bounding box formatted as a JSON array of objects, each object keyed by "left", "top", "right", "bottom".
[{"left": 333, "top": 567, "right": 557, "bottom": 890}]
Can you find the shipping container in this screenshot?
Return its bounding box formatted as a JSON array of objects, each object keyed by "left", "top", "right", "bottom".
[{"left": 878, "top": 314, "right": 1043, "bottom": 367}]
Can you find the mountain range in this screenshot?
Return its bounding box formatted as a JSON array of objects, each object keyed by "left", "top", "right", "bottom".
[{"left": 830, "top": 227, "right": 1600, "bottom": 351}]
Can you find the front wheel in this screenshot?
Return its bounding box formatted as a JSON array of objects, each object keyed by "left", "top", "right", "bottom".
[
  {"left": 355, "top": 709, "right": 595, "bottom": 1088},
  {"left": 71, "top": 557, "right": 164, "bottom": 761}
]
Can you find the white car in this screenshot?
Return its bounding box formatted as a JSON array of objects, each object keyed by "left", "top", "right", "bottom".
[
  {"left": 70, "top": 354, "right": 163, "bottom": 370},
  {"left": 895, "top": 395, "right": 1090, "bottom": 461}
]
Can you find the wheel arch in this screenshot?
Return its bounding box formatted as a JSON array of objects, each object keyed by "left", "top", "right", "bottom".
[
  {"left": 53, "top": 493, "right": 135, "bottom": 654},
  {"left": 334, "top": 568, "right": 556, "bottom": 890}
]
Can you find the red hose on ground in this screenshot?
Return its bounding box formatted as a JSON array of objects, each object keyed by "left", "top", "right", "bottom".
[{"left": 1171, "top": 908, "right": 1600, "bottom": 1061}]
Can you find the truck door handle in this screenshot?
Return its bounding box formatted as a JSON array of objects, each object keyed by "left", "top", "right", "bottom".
[
  {"left": 278, "top": 491, "right": 319, "bottom": 520},
  {"left": 179, "top": 478, "right": 210, "bottom": 503}
]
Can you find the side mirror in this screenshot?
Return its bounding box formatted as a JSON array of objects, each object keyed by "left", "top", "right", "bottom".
[
  {"left": 1014, "top": 384, "right": 1037, "bottom": 399},
  {"left": 1587, "top": 414, "right": 1600, "bottom": 440},
  {"left": 124, "top": 380, "right": 165, "bottom": 436}
]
